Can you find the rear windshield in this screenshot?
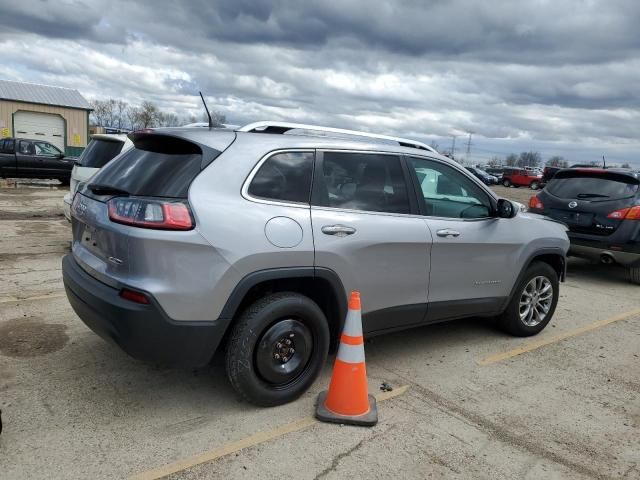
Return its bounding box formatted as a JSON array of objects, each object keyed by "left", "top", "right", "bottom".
[
  {"left": 79, "top": 139, "right": 125, "bottom": 167},
  {"left": 547, "top": 172, "right": 639, "bottom": 200},
  {"left": 88, "top": 135, "right": 208, "bottom": 198}
]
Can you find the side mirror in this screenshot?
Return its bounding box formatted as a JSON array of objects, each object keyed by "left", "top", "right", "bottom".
[
  {"left": 496, "top": 199, "right": 517, "bottom": 218},
  {"left": 57, "top": 153, "right": 64, "bottom": 159}
]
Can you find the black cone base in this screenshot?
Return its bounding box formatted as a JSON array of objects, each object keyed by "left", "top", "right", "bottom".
[{"left": 315, "top": 391, "right": 378, "bottom": 427}]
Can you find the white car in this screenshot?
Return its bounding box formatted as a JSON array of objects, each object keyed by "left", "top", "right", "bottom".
[{"left": 63, "top": 134, "right": 133, "bottom": 221}]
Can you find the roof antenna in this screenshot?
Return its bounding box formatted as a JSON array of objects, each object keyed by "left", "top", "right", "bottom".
[
  {"left": 199, "top": 91, "right": 212, "bottom": 129},
  {"left": 602, "top": 155, "right": 606, "bottom": 168}
]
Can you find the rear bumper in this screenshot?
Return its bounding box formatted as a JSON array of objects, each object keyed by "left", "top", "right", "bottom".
[
  {"left": 62, "top": 254, "right": 227, "bottom": 368},
  {"left": 569, "top": 244, "right": 640, "bottom": 267}
]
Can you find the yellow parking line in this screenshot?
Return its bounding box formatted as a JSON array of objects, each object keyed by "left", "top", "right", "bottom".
[
  {"left": 130, "top": 385, "right": 409, "bottom": 480},
  {"left": 0, "top": 293, "right": 66, "bottom": 304},
  {"left": 478, "top": 308, "right": 640, "bottom": 366}
]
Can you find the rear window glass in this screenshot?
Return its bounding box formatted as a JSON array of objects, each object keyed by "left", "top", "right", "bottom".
[
  {"left": 79, "top": 139, "right": 125, "bottom": 167},
  {"left": 547, "top": 173, "right": 639, "bottom": 200},
  {"left": 89, "top": 135, "right": 209, "bottom": 198},
  {"left": 248, "top": 151, "right": 313, "bottom": 203}
]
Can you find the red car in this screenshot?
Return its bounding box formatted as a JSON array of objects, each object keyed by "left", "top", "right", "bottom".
[{"left": 502, "top": 168, "right": 543, "bottom": 189}]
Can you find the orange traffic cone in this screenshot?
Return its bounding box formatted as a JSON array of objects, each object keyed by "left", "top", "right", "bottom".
[{"left": 316, "top": 291, "right": 378, "bottom": 426}]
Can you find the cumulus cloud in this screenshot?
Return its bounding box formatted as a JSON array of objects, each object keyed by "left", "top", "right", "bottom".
[{"left": 1, "top": 0, "right": 638, "bottom": 165}]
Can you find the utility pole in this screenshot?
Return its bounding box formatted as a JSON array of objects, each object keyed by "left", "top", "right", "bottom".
[
  {"left": 466, "top": 132, "right": 473, "bottom": 164},
  {"left": 450, "top": 135, "right": 457, "bottom": 160}
]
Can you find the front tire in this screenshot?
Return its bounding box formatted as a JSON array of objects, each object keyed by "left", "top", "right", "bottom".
[
  {"left": 502, "top": 179, "right": 511, "bottom": 187},
  {"left": 630, "top": 266, "right": 640, "bottom": 285},
  {"left": 530, "top": 181, "right": 540, "bottom": 190},
  {"left": 225, "top": 292, "right": 330, "bottom": 406},
  {"left": 498, "top": 261, "right": 559, "bottom": 336}
]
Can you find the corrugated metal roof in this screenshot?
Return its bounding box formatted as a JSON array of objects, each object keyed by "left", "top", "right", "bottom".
[{"left": 0, "top": 79, "right": 91, "bottom": 110}]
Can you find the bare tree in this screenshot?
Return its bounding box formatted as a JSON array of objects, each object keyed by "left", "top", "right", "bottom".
[
  {"left": 126, "top": 106, "right": 142, "bottom": 131},
  {"left": 621, "top": 162, "right": 631, "bottom": 168},
  {"left": 517, "top": 151, "right": 541, "bottom": 167},
  {"left": 488, "top": 156, "right": 502, "bottom": 167},
  {"left": 547, "top": 156, "right": 568, "bottom": 168},
  {"left": 505, "top": 153, "right": 518, "bottom": 166},
  {"left": 89, "top": 97, "right": 227, "bottom": 130},
  {"left": 115, "top": 100, "right": 128, "bottom": 130}
]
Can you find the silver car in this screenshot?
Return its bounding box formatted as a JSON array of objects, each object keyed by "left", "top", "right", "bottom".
[{"left": 62, "top": 122, "right": 569, "bottom": 406}]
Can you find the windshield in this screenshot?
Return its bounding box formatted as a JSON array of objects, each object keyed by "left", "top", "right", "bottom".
[
  {"left": 79, "top": 138, "right": 125, "bottom": 168},
  {"left": 547, "top": 173, "right": 639, "bottom": 200}
]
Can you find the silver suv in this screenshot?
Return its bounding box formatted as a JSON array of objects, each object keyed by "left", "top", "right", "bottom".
[{"left": 62, "top": 122, "right": 569, "bottom": 406}]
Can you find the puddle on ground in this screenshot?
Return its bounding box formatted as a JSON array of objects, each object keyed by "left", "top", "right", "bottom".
[{"left": 0, "top": 317, "right": 69, "bottom": 357}]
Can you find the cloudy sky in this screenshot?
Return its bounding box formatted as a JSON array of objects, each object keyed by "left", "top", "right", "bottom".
[{"left": 1, "top": 0, "right": 639, "bottom": 166}]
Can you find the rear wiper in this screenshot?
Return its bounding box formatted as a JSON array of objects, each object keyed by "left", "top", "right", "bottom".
[
  {"left": 88, "top": 183, "right": 130, "bottom": 196},
  {"left": 576, "top": 193, "right": 609, "bottom": 199}
]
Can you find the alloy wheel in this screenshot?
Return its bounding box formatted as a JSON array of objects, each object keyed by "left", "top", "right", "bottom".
[{"left": 519, "top": 276, "right": 553, "bottom": 326}]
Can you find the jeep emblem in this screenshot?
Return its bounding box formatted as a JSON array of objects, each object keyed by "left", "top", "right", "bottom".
[{"left": 568, "top": 201, "right": 578, "bottom": 209}]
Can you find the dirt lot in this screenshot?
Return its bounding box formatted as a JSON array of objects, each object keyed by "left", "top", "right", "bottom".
[{"left": 0, "top": 181, "right": 638, "bottom": 480}]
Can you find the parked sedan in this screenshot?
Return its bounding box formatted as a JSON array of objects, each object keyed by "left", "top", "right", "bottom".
[
  {"left": 529, "top": 168, "right": 640, "bottom": 284},
  {"left": 465, "top": 166, "right": 498, "bottom": 185}
]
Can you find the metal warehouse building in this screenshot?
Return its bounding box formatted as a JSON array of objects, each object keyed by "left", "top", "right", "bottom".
[{"left": 0, "top": 79, "right": 91, "bottom": 156}]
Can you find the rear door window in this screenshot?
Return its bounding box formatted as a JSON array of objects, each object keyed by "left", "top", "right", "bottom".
[
  {"left": 547, "top": 172, "right": 639, "bottom": 200},
  {"left": 313, "top": 152, "right": 410, "bottom": 214},
  {"left": 88, "top": 135, "right": 210, "bottom": 198},
  {"left": 18, "top": 141, "right": 33, "bottom": 155},
  {"left": 248, "top": 151, "right": 314, "bottom": 203},
  {"left": 79, "top": 138, "right": 125, "bottom": 168}
]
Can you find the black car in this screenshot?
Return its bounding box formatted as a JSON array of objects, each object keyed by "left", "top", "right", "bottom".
[
  {"left": 528, "top": 168, "right": 640, "bottom": 284},
  {"left": 0, "top": 137, "right": 75, "bottom": 183},
  {"left": 465, "top": 166, "right": 498, "bottom": 185}
]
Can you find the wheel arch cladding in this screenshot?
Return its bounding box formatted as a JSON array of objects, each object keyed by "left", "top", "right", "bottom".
[
  {"left": 529, "top": 252, "right": 566, "bottom": 282},
  {"left": 504, "top": 249, "right": 566, "bottom": 310},
  {"left": 219, "top": 268, "right": 348, "bottom": 351}
]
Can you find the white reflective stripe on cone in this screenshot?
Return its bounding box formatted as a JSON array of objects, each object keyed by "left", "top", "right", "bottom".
[
  {"left": 336, "top": 342, "right": 366, "bottom": 364},
  {"left": 342, "top": 309, "right": 363, "bottom": 337}
]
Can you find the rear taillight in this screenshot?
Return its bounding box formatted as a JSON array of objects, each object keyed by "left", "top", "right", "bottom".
[
  {"left": 607, "top": 206, "right": 640, "bottom": 220},
  {"left": 120, "top": 288, "right": 150, "bottom": 304},
  {"left": 108, "top": 197, "right": 194, "bottom": 230},
  {"left": 529, "top": 195, "right": 544, "bottom": 210}
]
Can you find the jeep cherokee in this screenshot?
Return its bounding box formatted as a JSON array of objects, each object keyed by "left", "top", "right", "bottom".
[{"left": 62, "top": 122, "right": 569, "bottom": 406}]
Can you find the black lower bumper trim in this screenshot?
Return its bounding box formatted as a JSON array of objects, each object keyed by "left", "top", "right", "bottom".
[{"left": 62, "top": 254, "right": 228, "bottom": 368}]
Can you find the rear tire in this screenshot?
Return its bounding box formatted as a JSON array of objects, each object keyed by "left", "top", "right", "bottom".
[
  {"left": 225, "top": 292, "right": 330, "bottom": 406},
  {"left": 630, "top": 266, "right": 640, "bottom": 285},
  {"left": 502, "top": 179, "right": 511, "bottom": 187},
  {"left": 498, "top": 261, "right": 559, "bottom": 336}
]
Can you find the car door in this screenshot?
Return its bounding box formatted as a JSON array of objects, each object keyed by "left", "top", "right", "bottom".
[
  {"left": 310, "top": 150, "right": 431, "bottom": 334},
  {"left": 405, "top": 155, "right": 521, "bottom": 322},
  {"left": 16, "top": 140, "right": 37, "bottom": 176}
]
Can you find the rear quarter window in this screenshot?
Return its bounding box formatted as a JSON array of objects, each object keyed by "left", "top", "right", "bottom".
[
  {"left": 79, "top": 139, "right": 125, "bottom": 168},
  {"left": 248, "top": 151, "right": 314, "bottom": 203}
]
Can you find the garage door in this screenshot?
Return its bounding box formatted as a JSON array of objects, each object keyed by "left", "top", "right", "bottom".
[{"left": 14, "top": 111, "right": 65, "bottom": 151}]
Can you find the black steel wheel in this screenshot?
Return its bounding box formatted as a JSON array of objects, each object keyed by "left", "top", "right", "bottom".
[{"left": 225, "top": 292, "right": 330, "bottom": 406}]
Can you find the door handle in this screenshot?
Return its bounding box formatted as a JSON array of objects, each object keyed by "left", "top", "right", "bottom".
[
  {"left": 321, "top": 225, "right": 356, "bottom": 237},
  {"left": 436, "top": 229, "right": 460, "bottom": 238}
]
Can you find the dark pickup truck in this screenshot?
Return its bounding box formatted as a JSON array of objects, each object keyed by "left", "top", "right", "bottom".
[{"left": 0, "top": 138, "right": 76, "bottom": 183}]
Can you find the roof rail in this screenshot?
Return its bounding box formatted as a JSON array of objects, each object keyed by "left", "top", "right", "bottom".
[{"left": 237, "top": 121, "right": 438, "bottom": 153}]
